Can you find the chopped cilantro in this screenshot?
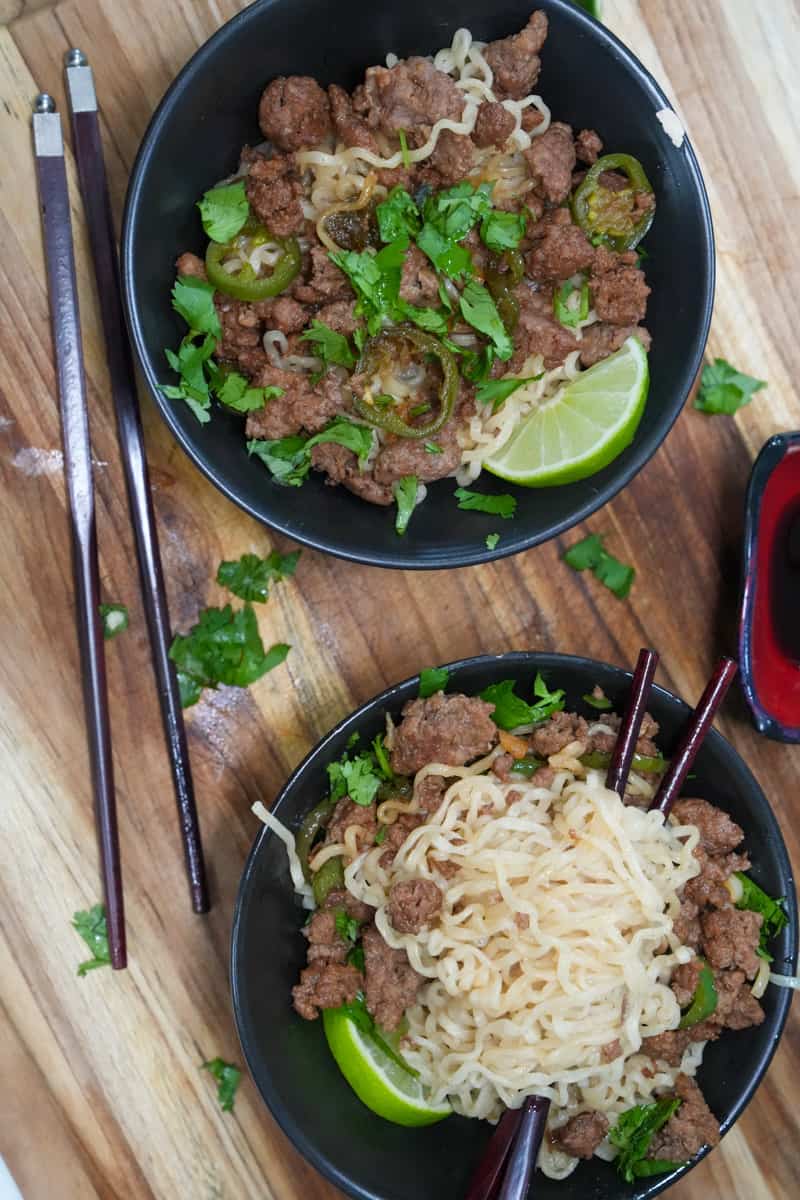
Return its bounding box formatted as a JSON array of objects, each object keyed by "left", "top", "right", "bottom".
[
  {"left": 480, "top": 209, "right": 527, "bottom": 254},
  {"left": 455, "top": 487, "right": 517, "bottom": 519},
  {"left": 248, "top": 418, "right": 374, "bottom": 487},
  {"left": 201, "top": 1058, "right": 242, "bottom": 1113},
  {"left": 419, "top": 666, "right": 449, "bottom": 698},
  {"left": 99, "top": 603, "right": 128, "bottom": 639},
  {"left": 393, "top": 474, "right": 418, "bottom": 535},
  {"left": 583, "top": 690, "right": 613, "bottom": 710},
  {"left": 480, "top": 673, "right": 565, "bottom": 731},
  {"left": 553, "top": 278, "right": 590, "bottom": 329},
  {"left": 374, "top": 826, "right": 388, "bottom": 847},
  {"left": 217, "top": 371, "right": 281, "bottom": 413},
  {"left": 327, "top": 751, "right": 382, "bottom": 807},
  {"left": 459, "top": 281, "right": 513, "bottom": 360},
  {"left": 335, "top": 910, "right": 360, "bottom": 943},
  {"left": 171, "top": 276, "right": 221, "bottom": 338},
  {"left": 414, "top": 181, "right": 493, "bottom": 280},
  {"left": 169, "top": 603, "right": 289, "bottom": 708},
  {"left": 376, "top": 187, "right": 421, "bottom": 243},
  {"left": 734, "top": 873, "right": 789, "bottom": 962},
  {"left": 563, "top": 532, "right": 635, "bottom": 599},
  {"left": 371, "top": 734, "right": 394, "bottom": 781},
  {"left": 72, "top": 905, "right": 111, "bottom": 976},
  {"left": 475, "top": 375, "right": 541, "bottom": 414},
  {"left": 197, "top": 179, "right": 249, "bottom": 243},
  {"left": 485, "top": 533, "right": 500, "bottom": 551},
  {"left": 162, "top": 332, "right": 218, "bottom": 424},
  {"left": 299, "top": 319, "right": 357, "bottom": 369},
  {"left": 608, "top": 1098, "right": 684, "bottom": 1183},
  {"left": 694, "top": 358, "right": 766, "bottom": 415},
  {"left": 216, "top": 550, "right": 300, "bottom": 603}
]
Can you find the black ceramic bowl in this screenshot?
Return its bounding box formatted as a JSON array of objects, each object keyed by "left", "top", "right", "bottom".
[
  {"left": 231, "top": 652, "right": 796, "bottom": 1200},
  {"left": 122, "top": 0, "right": 714, "bottom": 569}
]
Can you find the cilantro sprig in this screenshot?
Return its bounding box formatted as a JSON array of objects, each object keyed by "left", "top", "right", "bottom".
[
  {"left": 609, "top": 1098, "right": 684, "bottom": 1183},
  {"left": 563, "top": 533, "right": 635, "bottom": 599},
  {"left": 733, "top": 872, "right": 789, "bottom": 961},
  {"left": 480, "top": 673, "right": 566, "bottom": 731},
  {"left": 459, "top": 281, "right": 513, "bottom": 360},
  {"left": 201, "top": 1058, "right": 242, "bottom": 1113},
  {"left": 419, "top": 666, "right": 449, "bottom": 698},
  {"left": 216, "top": 550, "right": 300, "bottom": 603},
  {"left": 169, "top": 603, "right": 289, "bottom": 708},
  {"left": 393, "top": 475, "right": 419, "bottom": 535},
  {"left": 475, "top": 375, "right": 541, "bottom": 414},
  {"left": 300, "top": 319, "right": 358, "bottom": 370},
  {"left": 197, "top": 180, "right": 249, "bottom": 244},
  {"left": 455, "top": 487, "right": 517, "bottom": 519},
  {"left": 694, "top": 358, "right": 766, "bottom": 415},
  {"left": 72, "top": 905, "right": 111, "bottom": 976},
  {"left": 248, "top": 418, "right": 375, "bottom": 487},
  {"left": 327, "top": 735, "right": 392, "bottom": 807}
]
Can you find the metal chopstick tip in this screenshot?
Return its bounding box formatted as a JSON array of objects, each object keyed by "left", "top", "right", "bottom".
[
  {"left": 34, "top": 93, "right": 56, "bottom": 114},
  {"left": 65, "top": 47, "right": 88, "bottom": 68}
]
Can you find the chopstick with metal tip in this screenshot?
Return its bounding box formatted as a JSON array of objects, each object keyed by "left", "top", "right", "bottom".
[
  {"left": 651, "top": 658, "right": 738, "bottom": 817},
  {"left": 32, "top": 93, "right": 126, "bottom": 967},
  {"left": 64, "top": 49, "right": 210, "bottom": 914}
]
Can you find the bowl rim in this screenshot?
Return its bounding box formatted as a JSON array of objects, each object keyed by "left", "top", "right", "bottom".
[
  {"left": 121, "top": 0, "right": 716, "bottom": 571},
  {"left": 230, "top": 650, "right": 797, "bottom": 1200}
]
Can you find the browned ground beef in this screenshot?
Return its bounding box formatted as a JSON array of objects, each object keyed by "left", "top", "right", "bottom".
[
  {"left": 362, "top": 923, "right": 422, "bottom": 1030},
  {"left": 700, "top": 907, "right": 763, "bottom": 979},
  {"left": 398, "top": 244, "right": 440, "bottom": 307},
  {"left": 590, "top": 263, "right": 650, "bottom": 325},
  {"left": 484, "top": 10, "right": 548, "bottom": 99},
  {"left": 245, "top": 154, "right": 305, "bottom": 237},
  {"left": 310, "top": 443, "right": 395, "bottom": 506},
  {"left": 379, "top": 813, "right": 423, "bottom": 867},
  {"left": 323, "top": 796, "right": 378, "bottom": 851},
  {"left": 328, "top": 82, "right": 379, "bottom": 153},
  {"left": 525, "top": 209, "right": 595, "bottom": 281},
  {"left": 355, "top": 57, "right": 465, "bottom": 139},
  {"left": 258, "top": 76, "right": 332, "bottom": 152},
  {"left": 422, "top": 129, "right": 477, "bottom": 187},
  {"left": 671, "top": 798, "right": 745, "bottom": 856},
  {"left": 579, "top": 323, "right": 651, "bottom": 367},
  {"left": 575, "top": 128, "right": 603, "bottom": 164},
  {"left": 244, "top": 370, "right": 345, "bottom": 439},
  {"left": 316, "top": 299, "right": 358, "bottom": 334},
  {"left": 509, "top": 285, "right": 581, "bottom": 371},
  {"left": 415, "top": 774, "right": 448, "bottom": 814},
  {"left": 388, "top": 879, "right": 443, "bottom": 933},
  {"left": 473, "top": 101, "right": 516, "bottom": 148},
  {"left": 390, "top": 693, "right": 498, "bottom": 775},
  {"left": 175, "top": 251, "right": 206, "bottom": 279},
  {"left": 648, "top": 1075, "right": 721, "bottom": 1162},
  {"left": 551, "top": 1112, "right": 609, "bottom": 1158},
  {"left": 524, "top": 121, "right": 577, "bottom": 204},
  {"left": 293, "top": 244, "right": 352, "bottom": 304},
  {"left": 292, "top": 961, "right": 362, "bottom": 1020}
]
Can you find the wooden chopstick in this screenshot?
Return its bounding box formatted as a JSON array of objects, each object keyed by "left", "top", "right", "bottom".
[
  {"left": 496, "top": 1097, "right": 551, "bottom": 1200},
  {"left": 651, "top": 657, "right": 738, "bottom": 816},
  {"left": 605, "top": 648, "right": 659, "bottom": 797},
  {"left": 32, "top": 93, "right": 126, "bottom": 968},
  {"left": 464, "top": 1108, "right": 524, "bottom": 1200},
  {"left": 64, "top": 49, "right": 209, "bottom": 914}
]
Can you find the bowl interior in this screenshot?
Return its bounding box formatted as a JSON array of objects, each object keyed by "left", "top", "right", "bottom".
[
  {"left": 123, "top": 0, "right": 714, "bottom": 569},
  {"left": 231, "top": 652, "right": 796, "bottom": 1200}
]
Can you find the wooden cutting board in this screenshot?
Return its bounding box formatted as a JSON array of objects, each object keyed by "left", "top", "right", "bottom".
[{"left": 1, "top": 2, "right": 798, "bottom": 1197}]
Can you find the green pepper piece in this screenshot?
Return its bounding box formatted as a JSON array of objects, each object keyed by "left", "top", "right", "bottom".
[
  {"left": 206, "top": 217, "right": 301, "bottom": 301},
  {"left": 571, "top": 153, "right": 655, "bottom": 252},
  {"left": 312, "top": 856, "right": 345, "bottom": 907},
  {"left": 352, "top": 325, "right": 459, "bottom": 439},
  {"left": 678, "top": 961, "right": 717, "bottom": 1029},
  {"left": 580, "top": 750, "right": 668, "bottom": 774},
  {"left": 509, "top": 755, "right": 546, "bottom": 777},
  {"left": 295, "top": 796, "right": 337, "bottom": 881},
  {"left": 485, "top": 250, "right": 523, "bottom": 334}
]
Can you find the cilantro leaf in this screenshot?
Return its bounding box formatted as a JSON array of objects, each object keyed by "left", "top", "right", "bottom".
[
  {"left": 609, "top": 1098, "right": 683, "bottom": 1183},
  {"left": 306, "top": 418, "right": 375, "bottom": 469},
  {"left": 459, "top": 281, "right": 513, "bottom": 360},
  {"left": 216, "top": 550, "right": 300, "bottom": 603},
  {"left": 247, "top": 435, "right": 310, "bottom": 486},
  {"left": 455, "top": 487, "right": 517, "bottom": 519},
  {"left": 376, "top": 187, "right": 421, "bottom": 243},
  {"left": 162, "top": 331, "right": 219, "bottom": 423},
  {"left": 171, "top": 276, "right": 221, "bottom": 338},
  {"left": 424, "top": 182, "right": 494, "bottom": 241},
  {"left": 398, "top": 302, "right": 449, "bottom": 335},
  {"left": 444, "top": 340, "right": 496, "bottom": 385},
  {"left": 300, "top": 320, "right": 357, "bottom": 369},
  {"left": 72, "top": 905, "right": 111, "bottom": 976},
  {"left": 330, "top": 237, "right": 407, "bottom": 334},
  {"left": 416, "top": 222, "right": 473, "bottom": 280},
  {"left": 419, "top": 666, "right": 449, "bottom": 698},
  {"left": 485, "top": 533, "right": 500, "bottom": 550},
  {"left": 583, "top": 690, "right": 613, "bottom": 710},
  {"left": 563, "top": 532, "right": 635, "bottom": 599},
  {"left": 734, "top": 872, "right": 789, "bottom": 961},
  {"left": 480, "top": 673, "right": 565, "bottom": 730},
  {"left": 197, "top": 180, "right": 249, "bottom": 244},
  {"left": 327, "top": 752, "right": 382, "bottom": 807},
  {"left": 694, "top": 358, "right": 766, "bottom": 415},
  {"left": 335, "top": 910, "right": 360, "bottom": 943},
  {"left": 480, "top": 209, "right": 526, "bottom": 254},
  {"left": 475, "top": 375, "right": 541, "bottom": 414},
  {"left": 201, "top": 1058, "right": 242, "bottom": 1113},
  {"left": 217, "top": 371, "right": 281, "bottom": 413},
  {"left": 372, "top": 734, "right": 394, "bottom": 781},
  {"left": 553, "top": 279, "right": 590, "bottom": 329},
  {"left": 347, "top": 944, "right": 366, "bottom": 970},
  {"left": 99, "top": 603, "right": 129, "bottom": 639},
  {"left": 169, "top": 603, "right": 290, "bottom": 707},
  {"left": 393, "top": 474, "right": 418, "bottom": 535}
]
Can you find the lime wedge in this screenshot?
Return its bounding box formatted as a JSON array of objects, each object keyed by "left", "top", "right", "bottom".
[
  {"left": 322, "top": 1008, "right": 451, "bottom": 1126},
  {"left": 484, "top": 336, "right": 648, "bottom": 487}
]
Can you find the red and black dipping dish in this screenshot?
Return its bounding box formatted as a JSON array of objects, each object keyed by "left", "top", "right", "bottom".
[{"left": 740, "top": 431, "right": 800, "bottom": 742}]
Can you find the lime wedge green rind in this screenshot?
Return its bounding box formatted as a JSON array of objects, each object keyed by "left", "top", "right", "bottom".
[
  {"left": 322, "top": 1008, "right": 451, "bottom": 1127},
  {"left": 484, "top": 336, "right": 649, "bottom": 488}
]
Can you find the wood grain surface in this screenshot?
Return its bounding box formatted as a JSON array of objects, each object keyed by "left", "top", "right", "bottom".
[{"left": 1, "top": 2, "right": 798, "bottom": 1198}]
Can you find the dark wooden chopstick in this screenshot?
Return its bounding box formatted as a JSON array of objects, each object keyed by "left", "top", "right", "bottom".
[
  {"left": 496, "top": 1097, "right": 551, "bottom": 1200},
  {"left": 605, "top": 648, "right": 659, "bottom": 797},
  {"left": 32, "top": 93, "right": 126, "bottom": 968},
  {"left": 64, "top": 49, "right": 209, "bottom": 914},
  {"left": 464, "top": 1108, "right": 524, "bottom": 1200},
  {"left": 651, "top": 657, "right": 738, "bottom": 816}
]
